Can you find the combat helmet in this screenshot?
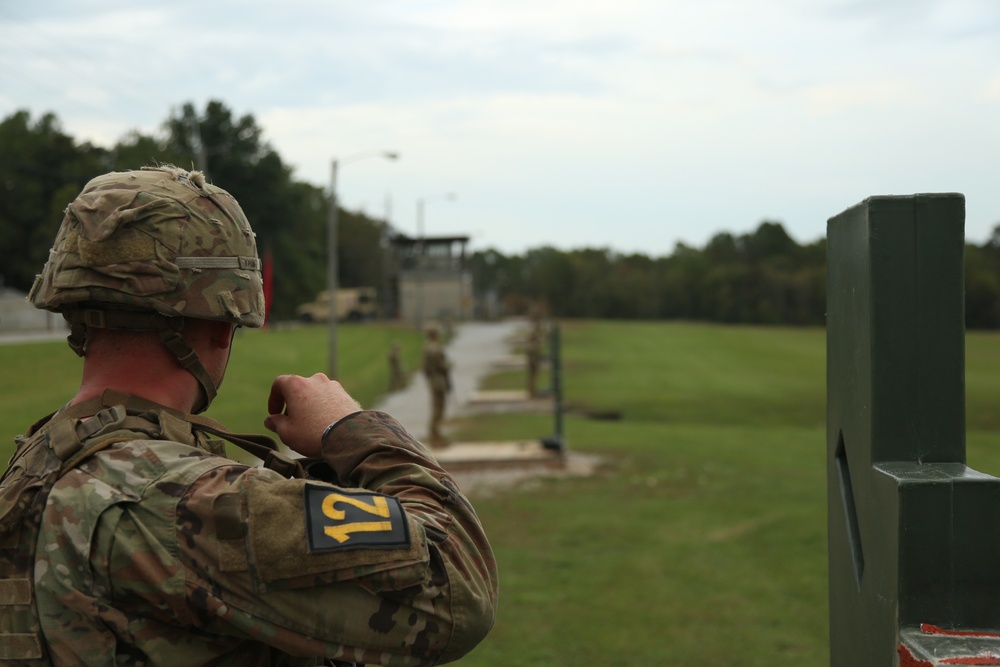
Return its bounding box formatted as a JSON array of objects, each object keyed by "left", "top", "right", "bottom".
[{"left": 29, "top": 165, "right": 265, "bottom": 412}]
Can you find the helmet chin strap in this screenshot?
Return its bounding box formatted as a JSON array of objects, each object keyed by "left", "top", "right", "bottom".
[
  {"left": 157, "top": 328, "right": 218, "bottom": 414},
  {"left": 64, "top": 309, "right": 220, "bottom": 414}
]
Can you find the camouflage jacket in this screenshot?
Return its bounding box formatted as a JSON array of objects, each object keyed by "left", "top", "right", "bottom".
[{"left": 4, "top": 401, "right": 497, "bottom": 666}]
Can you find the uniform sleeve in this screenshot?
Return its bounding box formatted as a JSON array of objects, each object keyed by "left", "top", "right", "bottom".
[
  {"left": 321, "top": 411, "right": 498, "bottom": 660},
  {"left": 164, "top": 412, "right": 497, "bottom": 666}
]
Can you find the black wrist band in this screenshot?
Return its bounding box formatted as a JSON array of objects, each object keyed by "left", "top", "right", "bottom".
[{"left": 320, "top": 411, "right": 363, "bottom": 446}]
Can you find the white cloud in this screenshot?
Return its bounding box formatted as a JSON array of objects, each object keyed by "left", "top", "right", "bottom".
[{"left": 800, "top": 81, "right": 916, "bottom": 116}]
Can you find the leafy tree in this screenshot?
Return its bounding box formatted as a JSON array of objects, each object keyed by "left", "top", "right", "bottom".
[
  {"left": 470, "top": 220, "right": 834, "bottom": 326},
  {"left": 966, "top": 234, "right": 1000, "bottom": 329},
  {"left": 339, "top": 210, "right": 388, "bottom": 289},
  {"left": 741, "top": 220, "right": 798, "bottom": 268},
  {"left": 0, "top": 110, "right": 108, "bottom": 292},
  {"left": 109, "top": 130, "right": 185, "bottom": 171},
  {"left": 161, "top": 101, "right": 387, "bottom": 320}
]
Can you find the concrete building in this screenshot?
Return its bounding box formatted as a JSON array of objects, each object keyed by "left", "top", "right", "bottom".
[
  {"left": 390, "top": 234, "right": 473, "bottom": 326},
  {"left": 0, "top": 287, "right": 66, "bottom": 333}
]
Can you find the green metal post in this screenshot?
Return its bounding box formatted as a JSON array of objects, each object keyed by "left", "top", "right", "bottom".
[
  {"left": 827, "top": 194, "right": 1000, "bottom": 666},
  {"left": 542, "top": 322, "right": 565, "bottom": 452}
]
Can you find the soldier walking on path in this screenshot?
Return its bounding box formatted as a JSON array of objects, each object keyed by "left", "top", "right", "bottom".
[
  {"left": 0, "top": 166, "right": 496, "bottom": 666},
  {"left": 422, "top": 325, "right": 452, "bottom": 448},
  {"left": 388, "top": 340, "right": 406, "bottom": 391},
  {"left": 525, "top": 326, "right": 542, "bottom": 398}
]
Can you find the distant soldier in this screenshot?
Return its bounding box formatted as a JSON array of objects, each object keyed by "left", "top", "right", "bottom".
[
  {"left": 526, "top": 326, "right": 542, "bottom": 397},
  {"left": 388, "top": 340, "right": 406, "bottom": 391},
  {"left": 422, "top": 325, "right": 452, "bottom": 447}
]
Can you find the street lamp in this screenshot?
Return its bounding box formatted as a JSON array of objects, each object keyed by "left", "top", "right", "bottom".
[
  {"left": 415, "top": 192, "right": 457, "bottom": 329},
  {"left": 328, "top": 150, "right": 399, "bottom": 379}
]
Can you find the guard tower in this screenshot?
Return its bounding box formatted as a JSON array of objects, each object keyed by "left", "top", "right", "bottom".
[{"left": 391, "top": 234, "right": 473, "bottom": 326}]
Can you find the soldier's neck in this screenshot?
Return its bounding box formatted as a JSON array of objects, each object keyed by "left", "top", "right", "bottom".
[{"left": 73, "top": 344, "right": 202, "bottom": 414}]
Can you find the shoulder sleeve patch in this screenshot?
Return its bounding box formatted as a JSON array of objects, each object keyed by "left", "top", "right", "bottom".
[{"left": 304, "top": 483, "right": 411, "bottom": 552}]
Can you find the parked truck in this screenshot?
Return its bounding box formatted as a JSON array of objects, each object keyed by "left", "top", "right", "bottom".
[{"left": 296, "top": 287, "right": 378, "bottom": 323}]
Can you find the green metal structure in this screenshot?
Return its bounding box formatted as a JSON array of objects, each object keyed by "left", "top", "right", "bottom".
[{"left": 827, "top": 194, "right": 1000, "bottom": 665}]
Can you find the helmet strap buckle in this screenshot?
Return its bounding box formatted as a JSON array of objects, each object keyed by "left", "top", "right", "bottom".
[{"left": 82, "top": 309, "right": 107, "bottom": 328}]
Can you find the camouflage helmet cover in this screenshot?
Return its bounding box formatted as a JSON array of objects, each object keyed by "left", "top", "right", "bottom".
[{"left": 30, "top": 166, "right": 264, "bottom": 328}]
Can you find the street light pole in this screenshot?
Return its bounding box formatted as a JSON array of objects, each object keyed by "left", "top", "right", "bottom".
[
  {"left": 416, "top": 197, "right": 425, "bottom": 330},
  {"left": 328, "top": 150, "right": 399, "bottom": 379},
  {"left": 415, "top": 193, "right": 456, "bottom": 330},
  {"left": 327, "top": 158, "right": 340, "bottom": 379}
]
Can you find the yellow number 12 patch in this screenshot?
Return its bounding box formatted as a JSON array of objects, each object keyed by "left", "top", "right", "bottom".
[{"left": 305, "top": 484, "right": 411, "bottom": 552}]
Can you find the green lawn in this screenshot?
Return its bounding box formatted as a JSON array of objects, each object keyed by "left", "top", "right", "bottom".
[
  {"left": 455, "top": 321, "right": 1000, "bottom": 667},
  {"left": 2, "top": 320, "right": 999, "bottom": 666},
  {"left": 0, "top": 322, "right": 425, "bottom": 450}
]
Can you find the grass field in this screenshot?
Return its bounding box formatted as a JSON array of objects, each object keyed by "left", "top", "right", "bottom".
[
  {"left": 0, "top": 322, "right": 426, "bottom": 441},
  {"left": 2, "top": 320, "right": 999, "bottom": 666}
]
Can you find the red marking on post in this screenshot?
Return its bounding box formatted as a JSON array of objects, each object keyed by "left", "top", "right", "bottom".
[
  {"left": 922, "top": 624, "right": 1000, "bottom": 639},
  {"left": 900, "top": 645, "right": 935, "bottom": 667}
]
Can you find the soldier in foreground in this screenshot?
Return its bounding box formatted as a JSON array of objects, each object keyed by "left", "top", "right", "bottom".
[
  {"left": 0, "top": 167, "right": 497, "bottom": 666},
  {"left": 421, "top": 326, "right": 452, "bottom": 448}
]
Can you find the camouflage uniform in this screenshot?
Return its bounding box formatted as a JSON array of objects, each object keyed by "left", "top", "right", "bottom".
[
  {"left": 525, "top": 330, "right": 541, "bottom": 398},
  {"left": 525, "top": 307, "right": 545, "bottom": 398},
  {"left": 24, "top": 401, "right": 495, "bottom": 666},
  {"left": 0, "top": 168, "right": 497, "bottom": 665},
  {"left": 421, "top": 331, "right": 451, "bottom": 448},
  {"left": 388, "top": 342, "right": 406, "bottom": 392}
]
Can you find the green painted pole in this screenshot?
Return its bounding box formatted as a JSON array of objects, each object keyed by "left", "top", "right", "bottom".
[
  {"left": 827, "top": 194, "right": 1000, "bottom": 666},
  {"left": 542, "top": 322, "right": 565, "bottom": 452}
]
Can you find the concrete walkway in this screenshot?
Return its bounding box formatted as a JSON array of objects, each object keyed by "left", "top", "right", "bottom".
[
  {"left": 0, "top": 329, "right": 68, "bottom": 345},
  {"left": 373, "top": 319, "right": 524, "bottom": 441}
]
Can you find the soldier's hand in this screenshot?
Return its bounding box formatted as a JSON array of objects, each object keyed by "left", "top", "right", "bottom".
[{"left": 264, "top": 373, "right": 362, "bottom": 458}]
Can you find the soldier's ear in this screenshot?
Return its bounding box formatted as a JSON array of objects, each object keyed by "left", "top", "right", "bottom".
[
  {"left": 185, "top": 319, "right": 235, "bottom": 351},
  {"left": 212, "top": 322, "right": 237, "bottom": 350}
]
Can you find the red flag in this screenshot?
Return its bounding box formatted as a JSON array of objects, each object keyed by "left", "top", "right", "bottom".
[{"left": 262, "top": 244, "right": 274, "bottom": 328}]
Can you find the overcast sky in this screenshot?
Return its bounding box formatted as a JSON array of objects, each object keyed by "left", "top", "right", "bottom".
[{"left": 3, "top": 0, "right": 999, "bottom": 256}]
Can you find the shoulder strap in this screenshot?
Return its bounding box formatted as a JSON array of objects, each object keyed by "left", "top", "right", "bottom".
[
  {"left": 57, "top": 390, "right": 306, "bottom": 479},
  {"left": 184, "top": 414, "right": 306, "bottom": 479}
]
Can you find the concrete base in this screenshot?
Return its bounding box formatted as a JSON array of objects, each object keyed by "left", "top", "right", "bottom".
[
  {"left": 491, "top": 355, "right": 526, "bottom": 370},
  {"left": 490, "top": 355, "right": 550, "bottom": 371},
  {"left": 899, "top": 625, "right": 1000, "bottom": 666},
  {"left": 469, "top": 389, "right": 529, "bottom": 401},
  {"left": 466, "top": 389, "right": 554, "bottom": 413},
  {"left": 431, "top": 440, "right": 565, "bottom": 472}
]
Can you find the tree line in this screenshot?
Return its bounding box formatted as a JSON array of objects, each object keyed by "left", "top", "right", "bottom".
[
  {"left": 3, "top": 102, "right": 1000, "bottom": 328},
  {"left": 476, "top": 230, "right": 1000, "bottom": 329},
  {"left": 470, "top": 222, "right": 829, "bottom": 325}
]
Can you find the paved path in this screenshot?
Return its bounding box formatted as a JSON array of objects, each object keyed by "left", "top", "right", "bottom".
[
  {"left": 373, "top": 319, "right": 524, "bottom": 441},
  {"left": 0, "top": 329, "right": 68, "bottom": 345}
]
